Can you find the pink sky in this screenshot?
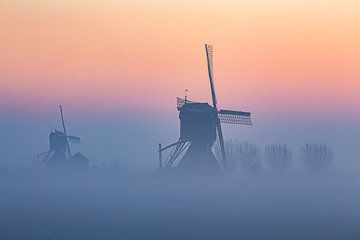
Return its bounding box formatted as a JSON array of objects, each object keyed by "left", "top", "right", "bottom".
[{"left": 1, "top": 0, "right": 360, "bottom": 120}]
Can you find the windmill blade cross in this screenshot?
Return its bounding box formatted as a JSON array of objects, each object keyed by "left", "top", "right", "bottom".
[{"left": 218, "top": 109, "right": 252, "bottom": 125}]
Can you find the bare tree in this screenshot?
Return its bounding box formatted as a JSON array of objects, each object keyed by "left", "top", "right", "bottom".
[
  {"left": 226, "top": 141, "right": 262, "bottom": 173},
  {"left": 265, "top": 144, "right": 292, "bottom": 173},
  {"left": 301, "top": 143, "right": 333, "bottom": 171},
  {"left": 226, "top": 140, "right": 236, "bottom": 170}
]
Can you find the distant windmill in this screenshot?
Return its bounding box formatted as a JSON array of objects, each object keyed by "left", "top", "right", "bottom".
[
  {"left": 158, "top": 44, "right": 252, "bottom": 174},
  {"left": 35, "top": 105, "right": 86, "bottom": 169}
]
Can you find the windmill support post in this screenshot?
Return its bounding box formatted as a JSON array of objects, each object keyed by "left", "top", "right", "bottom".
[{"left": 157, "top": 140, "right": 189, "bottom": 170}]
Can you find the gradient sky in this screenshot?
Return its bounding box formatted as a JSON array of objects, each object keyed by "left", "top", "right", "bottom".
[
  {"left": 1, "top": 0, "right": 360, "bottom": 117},
  {"left": 1, "top": 1, "right": 360, "bottom": 170}
]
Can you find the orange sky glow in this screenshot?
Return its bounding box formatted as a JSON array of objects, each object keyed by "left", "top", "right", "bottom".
[{"left": 1, "top": 0, "right": 360, "bottom": 121}]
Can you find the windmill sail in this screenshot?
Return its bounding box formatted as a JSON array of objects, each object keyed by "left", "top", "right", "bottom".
[
  {"left": 205, "top": 44, "right": 228, "bottom": 170},
  {"left": 68, "top": 135, "right": 81, "bottom": 144},
  {"left": 205, "top": 44, "right": 217, "bottom": 110},
  {"left": 218, "top": 109, "right": 252, "bottom": 125},
  {"left": 215, "top": 121, "right": 227, "bottom": 169},
  {"left": 212, "top": 129, "right": 225, "bottom": 169},
  {"left": 59, "top": 105, "right": 72, "bottom": 157}
]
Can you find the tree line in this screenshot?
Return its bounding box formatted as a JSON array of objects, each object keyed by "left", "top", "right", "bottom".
[{"left": 225, "top": 141, "right": 333, "bottom": 174}]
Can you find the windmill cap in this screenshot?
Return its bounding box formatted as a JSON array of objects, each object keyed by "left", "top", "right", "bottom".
[{"left": 180, "top": 102, "right": 215, "bottom": 114}]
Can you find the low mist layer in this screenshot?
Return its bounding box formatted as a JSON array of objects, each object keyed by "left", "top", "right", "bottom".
[{"left": 1, "top": 171, "right": 359, "bottom": 240}]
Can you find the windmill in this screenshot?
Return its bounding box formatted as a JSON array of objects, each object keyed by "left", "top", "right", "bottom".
[
  {"left": 35, "top": 105, "right": 85, "bottom": 169},
  {"left": 158, "top": 44, "right": 252, "bottom": 174}
]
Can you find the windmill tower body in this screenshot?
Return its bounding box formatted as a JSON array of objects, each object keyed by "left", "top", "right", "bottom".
[
  {"left": 46, "top": 130, "right": 68, "bottom": 168},
  {"left": 177, "top": 103, "right": 221, "bottom": 174},
  {"left": 49, "top": 130, "right": 67, "bottom": 154},
  {"left": 179, "top": 103, "right": 217, "bottom": 144},
  {"left": 158, "top": 44, "right": 252, "bottom": 175}
]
